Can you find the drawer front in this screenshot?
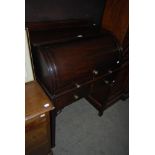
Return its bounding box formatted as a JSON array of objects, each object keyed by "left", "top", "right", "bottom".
[
  {"left": 25, "top": 112, "right": 51, "bottom": 155},
  {"left": 55, "top": 74, "right": 92, "bottom": 95},
  {"left": 54, "top": 85, "right": 90, "bottom": 110},
  {"left": 55, "top": 63, "right": 121, "bottom": 96},
  {"left": 92, "top": 59, "right": 121, "bottom": 79}
]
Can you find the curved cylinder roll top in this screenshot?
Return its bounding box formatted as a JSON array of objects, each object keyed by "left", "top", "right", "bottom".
[{"left": 34, "top": 33, "right": 122, "bottom": 97}]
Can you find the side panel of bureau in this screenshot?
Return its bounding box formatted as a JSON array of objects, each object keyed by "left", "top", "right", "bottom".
[{"left": 106, "top": 62, "right": 129, "bottom": 107}]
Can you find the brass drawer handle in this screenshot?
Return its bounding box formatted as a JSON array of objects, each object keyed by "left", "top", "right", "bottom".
[
  {"left": 75, "top": 83, "right": 81, "bottom": 88},
  {"left": 44, "top": 103, "right": 50, "bottom": 108},
  {"left": 112, "top": 80, "right": 115, "bottom": 83},
  {"left": 74, "top": 95, "right": 79, "bottom": 100},
  {"left": 40, "top": 113, "right": 46, "bottom": 118},
  {"left": 116, "top": 60, "right": 120, "bottom": 64},
  {"left": 93, "top": 70, "right": 98, "bottom": 75},
  {"left": 77, "top": 34, "right": 83, "bottom": 38},
  {"left": 108, "top": 70, "right": 113, "bottom": 74},
  {"left": 104, "top": 80, "right": 109, "bottom": 84}
]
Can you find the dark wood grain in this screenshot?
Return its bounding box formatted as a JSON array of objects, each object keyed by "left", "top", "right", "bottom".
[
  {"left": 54, "top": 85, "right": 90, "bottom": 109},
  {"left": 25, "top": 0, "right": 129, "bottom": 149},
  {"left": 26, "top": 20, "right": 97, "bottom": 31},
  {"left": 29, "top": 25, "right": 125, "bottom": 112},
  {"left": 101, "top": 0, "right": 129, "bottom": 102},
  {"left": 25, "top": 0, "right": 105, "bottom": 25},
  {"left": 121, "top": 29, "right": 129, "bottom": 98},
  {"left": 32, "top": 31, "right": 121, "bottom": 99},
  {"left": 122, "top": 28, "right": 129, "bottom": 62}
]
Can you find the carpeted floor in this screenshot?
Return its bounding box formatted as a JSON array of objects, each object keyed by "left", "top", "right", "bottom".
[{"left": 53, "top": 98, "right": 129, "bottom": 155}]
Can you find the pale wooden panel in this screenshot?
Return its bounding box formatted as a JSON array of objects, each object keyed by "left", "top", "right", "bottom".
[{"left": 25, "top": 31, "right": 34, "bottom": 82}]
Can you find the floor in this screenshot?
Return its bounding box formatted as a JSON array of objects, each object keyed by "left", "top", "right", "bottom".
[{"left": 53, "top": 98, "right": 129, "bottom": 155}]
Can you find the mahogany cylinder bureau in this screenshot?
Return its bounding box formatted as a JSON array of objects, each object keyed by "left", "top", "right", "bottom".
[
  {"left": 27, "top": 25, "right": 123, "bottom": 116},
  {"left": 26, "top": 0, "right": 128, "bottom": 116}
]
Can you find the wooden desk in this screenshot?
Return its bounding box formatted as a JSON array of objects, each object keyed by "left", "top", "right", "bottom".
[{"left": 25, "top": 81, "right": 55, "bottom": 155}]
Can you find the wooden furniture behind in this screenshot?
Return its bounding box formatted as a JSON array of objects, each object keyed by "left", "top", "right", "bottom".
[
  {"left": 102, "top": 0, "right": 129, "bottom": 44},
  {"left": 25, "top": 81, "right": 55, "bottom": 155}
]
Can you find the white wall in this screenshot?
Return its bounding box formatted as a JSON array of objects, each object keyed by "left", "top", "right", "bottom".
[{"left": 25, "top": 31, "right": 34, "bottom": 82}]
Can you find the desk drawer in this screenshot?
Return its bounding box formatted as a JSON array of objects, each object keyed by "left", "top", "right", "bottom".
[
  {"left": 54, "top": 85, "right": 90, "bottom": 109},
  {"left": 25, "top": 112, "right": 51, "bottom": 155}
]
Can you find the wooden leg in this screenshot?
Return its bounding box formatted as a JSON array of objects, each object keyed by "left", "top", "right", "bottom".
[
  {"left": 48, "top": 150, "right": 53, "bottom": 155},
  {"left": 121, "top": 93, "right": 129, "bottom": 101},
  {"left": 50, "top": 109, "right": 56, "bottom": 148},
  {"left": 98, "top": 110, "right": 104, "bottom": 116},
  {"left": 56, "top": 109, "right": 62, "bottom": 115}
]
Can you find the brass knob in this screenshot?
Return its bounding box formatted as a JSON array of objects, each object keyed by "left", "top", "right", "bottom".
[
  {"left": 108, "top": 70, "right": 113, "bottom": 74},
  {"left": 51, "top": 107, "right": 55, "bottom": 110},
  {"left": 93, "top": 70, "right": 98, "bottom": 75},
  {"left": 44, "top": 103, "right": 49, "bottom": 108},
  {"left": 75, "top": 83, "right": 81, "bottom": 88},
  {"left": 77, "top": 35, "right": 83, "bottom": 38},
  {"left": 104, "top": 80, "right": 109, "bottom": 84},
  {"left": 112, "top": 80, "right": 115, "bottom": 83},
  {"left": 40, "top": 114, "right": 46, "bottom": 118},
  {"left": 74, "top": 95, "right": 79, "bottom": 100},
  {"left": 116, "top": 60, "right": 120, "bottom": 64}
]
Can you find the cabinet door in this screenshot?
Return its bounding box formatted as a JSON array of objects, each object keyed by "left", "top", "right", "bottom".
[
  {"left": 90, "top": 78, "right": 110, "bottom": 105},
  {"left": 25, "top": 112, "right": 51, "bottom": 155},
  {"left": 89, "top": 63, "right": 129, "bottom": 110},
  {"left": 108, "top": 63, "right": 129, "bottom": 101}
]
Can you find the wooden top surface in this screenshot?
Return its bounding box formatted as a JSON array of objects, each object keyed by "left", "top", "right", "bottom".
[
  {"left": 25, "top": 0, "right": 105, "bottom": 24},
  {"left": 25, "top": 81, "right": 54, "bottom": 121}
]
